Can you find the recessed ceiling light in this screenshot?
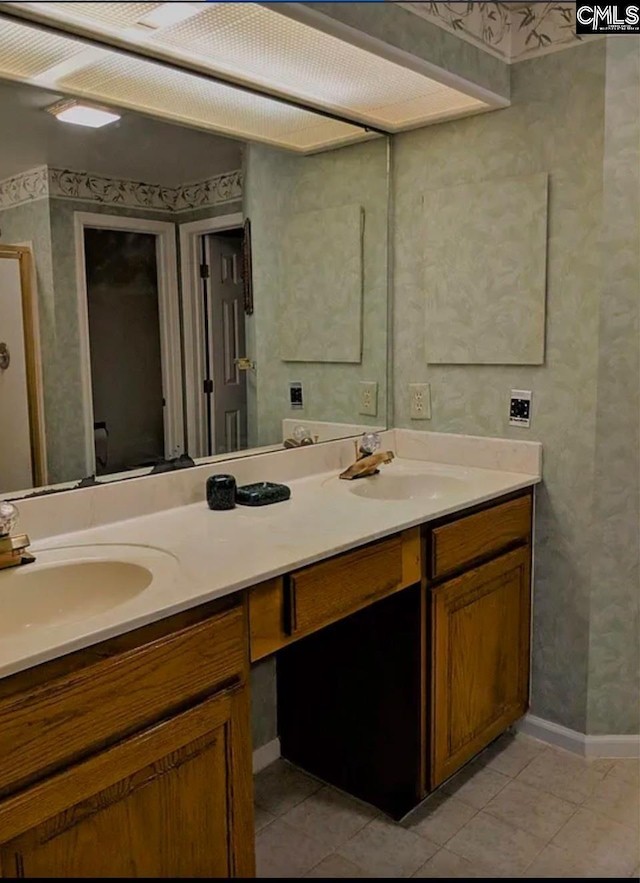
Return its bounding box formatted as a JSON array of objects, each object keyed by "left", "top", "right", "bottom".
[
  {"left": 46, "top": 99, "right": 120, "bottom": 128},
  {"left": 137, "top": 3, "right": 201, "bottom": 31}
]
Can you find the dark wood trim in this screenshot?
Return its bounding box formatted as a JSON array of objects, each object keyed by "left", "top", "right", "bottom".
[
  {"left": 278, "top": 583, "right": 424, "bottom": 820},
  {"left": 283, "top": 574, "right": 297, "bottom": 636}
]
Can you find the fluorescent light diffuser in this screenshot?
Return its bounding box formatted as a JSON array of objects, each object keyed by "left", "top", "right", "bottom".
[
  {"left": 48, "top": 100, "right": 120, "bottom": 128},
  {"left": 0, "top": 3, "right": 494, "bottom": 151},
  {"left": 137, "top": 3, "right": 201, "bottom": 30}
]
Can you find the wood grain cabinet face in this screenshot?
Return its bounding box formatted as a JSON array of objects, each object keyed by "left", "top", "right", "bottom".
[
  {"left": 430, "top": 494, "right": 531, "bottom": 580},
  {"left": 0, "top": 603, "right": 246, "bottom": 798},
  {"left": 0, "top": 686, "right": 255, "bottom": 879},
  {"left": 249, "top": 528, "right": 421, "bottom": 662},
  {"left": 430, "top": 545, "right": 531, "bottom": 789},
  {"left": 0, "top": 601, "right": 254, "bottom": 879}
]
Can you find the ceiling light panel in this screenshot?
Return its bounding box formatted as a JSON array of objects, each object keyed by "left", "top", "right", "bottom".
[
  {"left": 57, "top": 51, "right": 363, "bottom": 151},
  {"left": 371, "top": 91, "right": 484, "bottom": 127},
  {"left": 137, "top": 4, "right": 202, "bottom": 31},
  {"left": 149, "top": 3, "right": 485, "bottom": 127},
  {"left": 6, "top": 1, "right": 490, "bottom": 131},
  {"left": 51, "top": 101, "right": 121, "bottom": 128},
  {"left": 0, "top": 16, "right": 364, "bottom": 151},
  {"left": 42, "top": 2, "right": 167, "bottom": 31},
  {"left": 0, "top": 19, "right": 83, "bottom": 79}
]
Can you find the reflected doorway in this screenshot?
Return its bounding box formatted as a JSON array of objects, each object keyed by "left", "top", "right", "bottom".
[
  {"left": 75, "top": 213, "right": 184, "bottom": 477},
  {"left": 84, "top": 228, "right": 164, "bottom": 475}
]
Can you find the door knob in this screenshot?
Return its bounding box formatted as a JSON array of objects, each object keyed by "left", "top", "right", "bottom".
[
  {"left": 0, "top": 343, "right": 9, "bottom": 370},
  {"left": 234, "top": 357, "right": 255, "bottom": 371}
]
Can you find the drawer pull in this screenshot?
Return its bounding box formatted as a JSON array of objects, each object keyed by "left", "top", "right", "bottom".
[{"left": 284, "top": 575, "right": 298, "bottom": 635}]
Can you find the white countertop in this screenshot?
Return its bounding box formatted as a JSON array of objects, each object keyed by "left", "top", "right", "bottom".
[{"left": 0, "top": 457, "right": 539, "bottom": 680}]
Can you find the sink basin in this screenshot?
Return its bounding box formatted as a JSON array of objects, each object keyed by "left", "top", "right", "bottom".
[
  {"left": 349, "top": 472, "right": 465, "bottom": 501},
  {"left": 0, "top": 544, "right": 174, "bottom": 637}
]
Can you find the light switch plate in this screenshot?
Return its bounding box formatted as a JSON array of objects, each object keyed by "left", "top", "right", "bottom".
[
  {"left": 410, "top": 383, "right": 431, "bottom": 420},
  {"left": 510, "top": 389, "right": 532, "bottom": 427},
  {"left": 359, "top": 381, "right": 378, "bottom": 417}
]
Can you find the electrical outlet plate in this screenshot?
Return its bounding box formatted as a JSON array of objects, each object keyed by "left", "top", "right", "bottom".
[
  {"left": 289, "top": 381, "right": 303, "bottom": 410},
  {"left": 510, "top": 389, "right": 532, "bottom": 427},
  {"left": 410, "top": 383, "right": 431, "bottom": 420},
  {"left": 359, "top": 381, "right": 378, "bottom": 417}
]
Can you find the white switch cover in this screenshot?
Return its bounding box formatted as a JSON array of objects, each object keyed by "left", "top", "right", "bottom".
[
  {"left": 359, "top": 381, "right": 378, "bottom": 417},
  {"left": 410, "top": 383, "right": 431, "bottom": 420}
]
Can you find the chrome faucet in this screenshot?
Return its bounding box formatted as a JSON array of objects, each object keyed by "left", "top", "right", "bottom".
[{"left": 0, "top": 502, "right": 33, "bottom": 570}]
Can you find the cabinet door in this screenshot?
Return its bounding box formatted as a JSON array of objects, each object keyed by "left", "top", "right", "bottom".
[
  {"left": 0, "top": 685, "right": 254, "bottom": 878},
  {"left": 430, "top": 546, "right": 531, "bottom": 789}
]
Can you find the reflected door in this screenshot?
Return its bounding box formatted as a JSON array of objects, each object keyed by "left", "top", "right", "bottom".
[
  {"left": 84, "top": 228, "right": 165, "bottom": 475},
  {"left": 202, "top": 233, "right": 247, "bottom": 455}
]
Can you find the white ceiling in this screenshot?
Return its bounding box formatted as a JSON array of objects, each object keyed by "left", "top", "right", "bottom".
[
  {"left": 0, "top": 2, "right": 492, "bottom": 152},
  {"left": 0, "top": 79, "right": 242, "bottom": 185}
]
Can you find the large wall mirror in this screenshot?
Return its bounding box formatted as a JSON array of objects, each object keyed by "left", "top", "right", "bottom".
[{"left": 0, "top": 41, "right": 389, "bottom": 498}]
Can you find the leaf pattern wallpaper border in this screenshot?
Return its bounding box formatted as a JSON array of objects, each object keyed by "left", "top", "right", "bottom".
[
  {"left": 396, "top": 2, "right": 601, "bottom": 62},
  {"left": 0, "top": 166, "right": 242, "bottom": 213}
]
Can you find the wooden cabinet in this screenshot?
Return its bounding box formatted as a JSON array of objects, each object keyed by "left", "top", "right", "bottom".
[
  {"left": 0, "top": 488, "right": 535, "bottom": 871},
  {"left": 0, "top": 598, "right": 254, "bottom": 878},
  {"left": 429, "top": 545, "right": 531, "bottom": 788},
  {"left": 277, "top": 490, "right": 533, "bottom": 817},
  {"left": 0, "top": 686, "right": 252, "bottom": 878}
]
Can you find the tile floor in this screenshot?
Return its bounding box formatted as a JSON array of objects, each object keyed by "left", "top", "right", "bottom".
[{"left": 254, "top": 733, "right": 640, "bottom": 878}]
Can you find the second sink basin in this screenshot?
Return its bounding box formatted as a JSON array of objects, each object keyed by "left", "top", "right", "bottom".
[
  {"left": 349, "top": 472, "right": 465, "bottom": 501},
  {"left": 0, "top": 544, "right": 176, "bottom": 638}
]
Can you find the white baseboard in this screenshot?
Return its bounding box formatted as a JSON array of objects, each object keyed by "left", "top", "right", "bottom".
[
  {"left": 517, "top": 714, "right": 640, "bottom": 758},
  {"left": 583, "top": 734, "right": 640, "bottom": 758},
  {"left": 252, "top": 738, "right": 281, "bottom": 773}
]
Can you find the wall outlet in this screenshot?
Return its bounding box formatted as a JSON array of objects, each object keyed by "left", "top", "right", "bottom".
[
  {"left": 410, "top": 383, "right": 431, "bottom": 420},
  {"left": 510, "top": 389, "right": 532, "bottom": 427},
  {"left": 359, "top": 381, "right": 378, "bottom": 417},
  {"left": 289, "top": 381, "right": 303, "bottom": 410}
]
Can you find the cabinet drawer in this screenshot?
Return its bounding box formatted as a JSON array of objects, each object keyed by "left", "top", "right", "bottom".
[
  {"left": 249, "top": 528, "right": 421, "bottom": 661},
  {"left": 429, "top": 493, "right": 531, "bottom": 580},
  {"left": 289, "top": 535, "right": 404, "bottom": 636},
  {"left": 0, "top": 600, "right": 247, "bottom": 797}
]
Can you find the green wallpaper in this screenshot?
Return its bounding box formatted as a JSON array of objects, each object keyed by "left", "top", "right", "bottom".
[
  {"left": 280, "top": 203, "right": 364, "bottom": 363},
  {"left": 174, "top": 200, "right": 242, "bottom": 226},
  {"left": 244, "top": 138, "right": 389, "bottom": 448},
  {"left": 394, "top": 39, "right": 639, "bottom": 736},
  {"left": 422, "top": 171, "right": 548, "bottom": 364},
  {"left": 587, "top": 37, "right": 640, "bottom": 736},
  {"left": 393, "top": 42, "right": 607, "bottom": 733}
]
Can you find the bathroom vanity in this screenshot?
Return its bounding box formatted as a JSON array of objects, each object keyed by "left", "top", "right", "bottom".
[
  {"left": 276, "top": 490, "right": 532, "bottom": 818},
  {"left": 0, "top": 450, "right": 536, "bottom": 878}
]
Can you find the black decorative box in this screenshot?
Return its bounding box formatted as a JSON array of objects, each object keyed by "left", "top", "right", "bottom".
[{"left": 235, "top": 482, "right": 291, "bottom": 506}]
